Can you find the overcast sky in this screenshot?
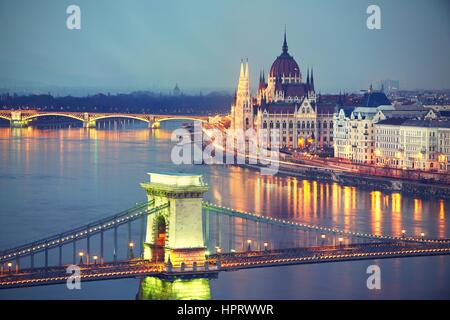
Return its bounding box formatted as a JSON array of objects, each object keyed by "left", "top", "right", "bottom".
[{"left": 0, "top": 0, "right": 449, "bottom": 94}]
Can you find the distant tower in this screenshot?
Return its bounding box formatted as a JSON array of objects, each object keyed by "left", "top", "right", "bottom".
[
  {"left": 231, "top": 59, "right": 253, "bottom": 131},
  {"left": 173, "top": 84, "right": 181, "bottom": 96},
  {"left": 257, "top": 69, "right": 267, "bottom": 106},
  {"left": 309, "top": 67, "right": 316, "bottom": 103}
]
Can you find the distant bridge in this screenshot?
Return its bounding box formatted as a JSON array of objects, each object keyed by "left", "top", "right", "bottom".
[{"left": 0, "top": 110, "right": 210, "bottom": 128}]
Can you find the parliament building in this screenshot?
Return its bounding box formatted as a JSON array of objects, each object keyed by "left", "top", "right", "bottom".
[{"left": 230, "top": 31, "right": 334, "bottom": 150}]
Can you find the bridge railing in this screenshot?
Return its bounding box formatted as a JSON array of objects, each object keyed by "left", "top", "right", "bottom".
[
  {"left": 0, "top": 200, "right": 165, "bottom": 263},
  {"left": 202, "top": 202, "right": 450, "bottom": 244}
]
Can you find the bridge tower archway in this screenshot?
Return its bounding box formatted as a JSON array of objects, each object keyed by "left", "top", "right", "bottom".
[{"left": 141, "top": 172, "right": 209, "bottom": 267}]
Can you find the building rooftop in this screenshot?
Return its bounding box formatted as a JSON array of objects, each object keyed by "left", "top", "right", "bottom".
[
  {"left": 438, "top": 110, "right": 450, "bottom": 118},
  {"left": 336, "top": 106, "right": 356, "bottom": 117},
  {"left": 260, "top": 102, "right": 297, "bottom": 114},
  {"left": 392, "top": 104, "right": 426, "bottom": 111},
  {"left": 401, "top": 119, "right": 450, "bottom": 128},
  {"left": 316, "top": 104, "right": 335, "bottom": 115},
  {"left": 376, "top": 118, "right": 407, "bottom": 125},
  {"left": 361, "top": 91, "right": 391, "bottom": 108}
]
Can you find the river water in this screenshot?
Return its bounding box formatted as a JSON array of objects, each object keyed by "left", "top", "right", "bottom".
[{"left": 0, "top": 122, "right": 449, "bottom": 299}]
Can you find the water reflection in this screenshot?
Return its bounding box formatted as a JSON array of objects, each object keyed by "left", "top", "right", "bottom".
[
  {"left": 137, "top": 277, "right": 211, "bottom": 300},
  {"left": 1, "top": 125, "right": 450, "bottom": 299},
  {"left": 439, "top": 200, "right": 446, "bottom": 239},
  {"left": 1, "top": 126, "right": 449, "bottom": 242}
]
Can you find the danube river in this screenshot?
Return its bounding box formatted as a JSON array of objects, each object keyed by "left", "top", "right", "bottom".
[{"left": 0, "top": 122, "right": 449, "bottom": 299}]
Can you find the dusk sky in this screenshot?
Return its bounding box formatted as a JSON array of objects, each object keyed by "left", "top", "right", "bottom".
[{"left": 1, "top": 0, "right": 449, "bottom": 94}]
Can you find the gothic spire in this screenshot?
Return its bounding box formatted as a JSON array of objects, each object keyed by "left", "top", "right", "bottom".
[
  {"left": 282, "top": 26, "right": 288, "bottom": 53},
  {"left": 310, "top": 67, "right": 315, "bottom": 91},
  {"left": 244, "top": 58, "right": 249, "bottom": 79},
  {"left": 306, "top": 67, "right": 310, "bottom": 86},
  {"left": 239, "top": 59, "right": 244, "bottom": 78},
  {"left": 259, "top": 69, "right": 266, "bottom": 90}
]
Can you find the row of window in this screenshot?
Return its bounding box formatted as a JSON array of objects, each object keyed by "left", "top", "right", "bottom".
[{"left": 261, "top": 120, "right": 333, "bottom": 129}]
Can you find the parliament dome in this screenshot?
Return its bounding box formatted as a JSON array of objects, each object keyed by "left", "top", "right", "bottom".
[{"left": 269, "top": 32, "right": 301, "bottom": 79}]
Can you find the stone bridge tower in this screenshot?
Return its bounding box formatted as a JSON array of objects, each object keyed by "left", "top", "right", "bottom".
[{"left": 140, "top": 172, "right": 209, "bottom": 267}]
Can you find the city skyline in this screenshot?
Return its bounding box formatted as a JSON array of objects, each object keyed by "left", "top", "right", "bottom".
[
  {"left": 1, "top": 0, "right": 450, "bottom": 302},
  {"left": 1, "top": 0, "right": 450, "bottom": 95}
]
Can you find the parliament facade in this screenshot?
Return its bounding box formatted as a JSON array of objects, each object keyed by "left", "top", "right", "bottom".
[{"left": 230, "top": 32, "right": 334, "bottom": 150}]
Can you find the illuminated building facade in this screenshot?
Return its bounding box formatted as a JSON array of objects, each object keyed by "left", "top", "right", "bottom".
[
  {"left": 375, "top": 119, "right": 450, "bottom": 171},
  {"left": 333, "top": 105, "right": 390, "bottom": 164},
  {"left": 230, "top": 31, "right": 334, "bottom": 150},
  {"left": 334, "top": 96, "right": 441, "bottom": 166}
]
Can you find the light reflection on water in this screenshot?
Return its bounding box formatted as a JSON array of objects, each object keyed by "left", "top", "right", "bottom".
[
  {"left": 137, "top": 277, "right": 211, "bottom": 300},
  {"left": 0, "top": 125, "right": 449, "bottom": 299}
]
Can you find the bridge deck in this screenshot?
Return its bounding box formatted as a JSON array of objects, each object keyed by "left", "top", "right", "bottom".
[
  {"left": 210, "top": 242, "right": 450, "bottom": 270},
  {"left": 1, "top": 242, "right": 449, "bottom": 289}
]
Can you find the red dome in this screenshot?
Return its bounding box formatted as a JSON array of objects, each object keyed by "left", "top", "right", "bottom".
[
  {"left": 269, "top": 52, "right": 301, "bottom": 78},
  {"left": 269, "top": 32, "right": 301, "bottom": 78}
]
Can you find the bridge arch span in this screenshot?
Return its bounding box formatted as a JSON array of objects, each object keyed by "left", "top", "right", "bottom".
[
  {"left": 155, "top": 117, "right": 207, "bottom": 124},
  {"left": 22, "top": 113, "right": 84, "bottom": 122},
  {"left": 92, "top": 114, "right": 151, "bottom": 123},
  {"left": 0, "top": 115, "right": 11, "bottom": 121}
]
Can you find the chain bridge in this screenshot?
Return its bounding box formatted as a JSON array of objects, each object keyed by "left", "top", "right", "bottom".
[{"left": 1, "top": 173, "right": 449, "bottom": 290}]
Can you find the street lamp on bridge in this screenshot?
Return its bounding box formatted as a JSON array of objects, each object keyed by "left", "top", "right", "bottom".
[
  {"left": 128, "top": 242, "right": 135, "bottom": 259},
  {"left": 247, "top": 239, "right": 252, "bottom": 251},
  {"left": 79, "top": 252, "right": 84, "bottom": 265}
]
